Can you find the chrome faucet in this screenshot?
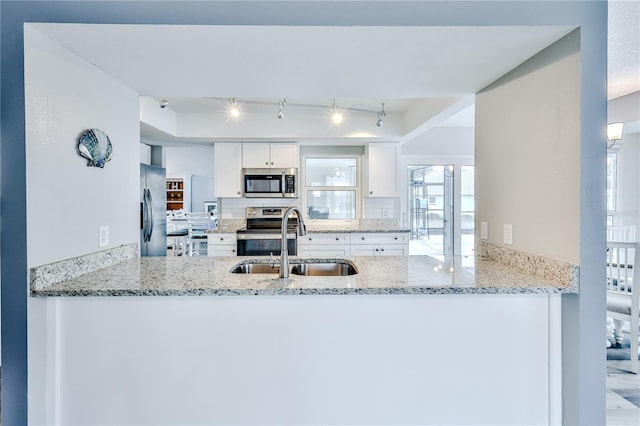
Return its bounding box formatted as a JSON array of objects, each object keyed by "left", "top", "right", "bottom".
[{"left": 280, "top": 206, "right": 307, "bottom": 278}]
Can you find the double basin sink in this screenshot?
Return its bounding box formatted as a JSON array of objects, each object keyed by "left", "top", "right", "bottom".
[{"left": 231, "top": 258, "right": 358, "bottom": 276}]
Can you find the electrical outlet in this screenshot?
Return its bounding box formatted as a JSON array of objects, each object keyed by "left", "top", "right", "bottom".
[
  {"left": 480, "top": 221, "right": 488, "bottom": 240},
  {"left": 503, "top": 224, "right": 513, "bottom": 245},
  {"left": 99, "top": 226, "right": 109, "bottom": 247}
]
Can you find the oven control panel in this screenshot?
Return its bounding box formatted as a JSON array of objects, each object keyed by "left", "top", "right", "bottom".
[{"left": 246, "top": 207, "right": 298, "bottom": 219}]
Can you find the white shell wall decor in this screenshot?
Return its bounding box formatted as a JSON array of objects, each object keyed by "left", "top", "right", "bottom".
[{"left": 77, "top": 128, "right": 113, "bottom": 168}]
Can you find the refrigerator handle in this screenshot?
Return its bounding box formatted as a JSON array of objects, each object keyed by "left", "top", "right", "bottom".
[
  {"left": 147, "top": 189, "right": 154, "bottom": 240},
  {"left": 142, "top": 189, "right": 150, "bottom": 242}
]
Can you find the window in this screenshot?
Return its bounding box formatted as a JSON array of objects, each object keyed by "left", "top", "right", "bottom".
[{"left": 304, "top": 157, "right": 358, "bottom": 220}]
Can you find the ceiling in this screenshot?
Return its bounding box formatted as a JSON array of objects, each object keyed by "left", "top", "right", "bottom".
[{"left": 31, "top": 1, "right": 638, "bottom": 145}]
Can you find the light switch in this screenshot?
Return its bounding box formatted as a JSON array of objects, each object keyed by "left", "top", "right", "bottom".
[
  {"left": 480, "top": 221, "right": 488, "bottom": 240},
  {"left": 99, "top": 226, "right": 109, "bottom": 247},
  {"left": 503, "top": 224, "right": 513, "bottom": 245}
]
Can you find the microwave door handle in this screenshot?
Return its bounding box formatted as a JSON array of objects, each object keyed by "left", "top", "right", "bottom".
[{"left": 282, "top": 171, "right": 286, "bottom": 197}]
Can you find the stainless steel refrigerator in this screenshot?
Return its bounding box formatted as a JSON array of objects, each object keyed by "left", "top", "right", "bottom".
[{"left": 140, "top": 164, "right": 167, "bottom": 256}]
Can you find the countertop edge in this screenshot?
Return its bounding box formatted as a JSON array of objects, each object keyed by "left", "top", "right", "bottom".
[{"left": 31, "top": 285, "right": 576, "bottom": 297}]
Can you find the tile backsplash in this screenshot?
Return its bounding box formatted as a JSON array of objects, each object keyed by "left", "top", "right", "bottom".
[{"left": 218, "top": 197, "right": 397, "bottom": 219}]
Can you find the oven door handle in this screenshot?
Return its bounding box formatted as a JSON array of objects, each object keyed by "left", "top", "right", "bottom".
[{"left": 236, "top": 233, "right": 297, "bottom": 240}]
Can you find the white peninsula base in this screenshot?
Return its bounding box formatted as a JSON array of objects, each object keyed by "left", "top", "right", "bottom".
[{"left": 29, "top": 294, "right": 561, "bottom": 425}]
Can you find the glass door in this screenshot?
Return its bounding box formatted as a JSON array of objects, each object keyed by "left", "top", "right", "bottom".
[{"left": 408, "top": 165, "right": 453, "bottom": 258}]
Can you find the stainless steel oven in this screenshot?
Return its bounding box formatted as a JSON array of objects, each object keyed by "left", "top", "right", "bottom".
[
  {"left": 242, "top": 168, "right": 297, "bottom": 198},
  {"left": 236, "top": 207, "right": 298, "bottom": 256}
]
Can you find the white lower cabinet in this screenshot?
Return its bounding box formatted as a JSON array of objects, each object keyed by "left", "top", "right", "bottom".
[
  {"left": 207, "top": 233, "right": 237, "bottom": 256},
  {"left": 297, "top": 233, "right": 350, "bottom": 257},
  {"left": 350, "top": 233, "right": 408, "bottom": 256},
  {"left": 298, "top": 232, "right": 409, "bottom": 256}
]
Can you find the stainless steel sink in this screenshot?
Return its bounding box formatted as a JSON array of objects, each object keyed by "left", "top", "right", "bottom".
[
  {"left": 230, "top": 259, "right": 358, "bottom": 276},
  {"left": 290, "top": 260, "right": 358, "bottom": 276},
  {"left": 230, "top": 263, "right": 280, "bottom": 274}
]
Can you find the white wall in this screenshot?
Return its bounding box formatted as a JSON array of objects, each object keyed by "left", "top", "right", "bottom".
[
  {"left": 164, "top": 145, "right": 216, "bottom": 212},
  {"left": 475, "top": 30, "right": 581, "bottom": 264},
  {"left": 24, "top": 25, "right": 140, "bottom": 268},
  {"left": 401, "top": 127, "right": 474, "bottom": 157},
  {"left": 44, "top": 294, "right": 559, "bottom": 426}
]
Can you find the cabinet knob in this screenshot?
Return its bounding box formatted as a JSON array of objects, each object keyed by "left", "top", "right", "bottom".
[
  {"left": 394, "top": 237, "right": 398, "bottom": 240},
  {"left": 335, "top": 237, "right": 339, "bottom": 241},
  {"left": 361, "top": 237, "right": 365, "bottom": 240},
  {"left": 220, "top": 237, "right": 224, "bottom": 241},
  {"left": 381, "top": 248, "right": 385, "bottom": 252},
  {"left": 232, "top": 249, "right": 236, "bottom": 253},
  {"left": 237, "top": 191, "right": 241, "bottom": 194},
  {"left": 265, "top": 161, "right": 269, "bottom": 165},
  {"left": 270, "top": 162, "right": 274, "bottom": 165},
  {"left": 375, "top": 248, "right": 379, "bottom": 252},
  {"left": 370, "top": 191, "right": 373, "bottom": 195},
  {"left": 308, "top": 238, "right": 312, "bottom": 241}
]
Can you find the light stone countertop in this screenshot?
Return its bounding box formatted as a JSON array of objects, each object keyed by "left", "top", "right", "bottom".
[
  {"left": 207, "top": 227, "right": 411, "bottom": 234},
  {"left": 30, "top": 255, "right": 577, "bottom": 297}
]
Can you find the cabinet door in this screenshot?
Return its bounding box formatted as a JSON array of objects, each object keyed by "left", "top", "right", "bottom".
[
  {"left": 242, "top": 143, "right": 271, "bottom": 168},
  {"left": 350, "top": 244, "right": 380, "bottom": 256},
  {"left": 365, "top": 143, "right": 398, "bottom": 197},
  {"left": 378, "top": 246, "right": 407, "bottom": 256},
  {"left": 270, "top": 143, "right": 299, "bottom": 168},
  {"left": 215, "top": 143, "right": 243, "bottom": 197}
]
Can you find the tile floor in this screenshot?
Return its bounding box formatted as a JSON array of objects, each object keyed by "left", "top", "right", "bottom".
[{"left": 607, "top": 361, "right": 640, "bottom": 425}]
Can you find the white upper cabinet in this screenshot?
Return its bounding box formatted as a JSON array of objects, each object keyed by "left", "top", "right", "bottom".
[
  {"left": 214, "top": 143, "right": 243, "bottom": 198},
  {"left": 242, "top": 143, "right": 298, "bottom": 169},
  {"left": 364, "top": 143, "right": 398, "bottom": 197}
]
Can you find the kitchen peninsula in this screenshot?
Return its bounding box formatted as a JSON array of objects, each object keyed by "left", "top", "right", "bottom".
[{"left": 28, "top": 244, "right": 574, "bottom": 425}]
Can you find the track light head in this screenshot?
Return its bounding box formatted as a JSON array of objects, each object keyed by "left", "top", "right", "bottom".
[
  {"left": 277, "top": 109, "right": 284, "bottom": 119},
  {"left": 277, "top": 99, "right": 286, "bottom": 119},
  {"left": 331, "top": 98, "right": 343, "bottom": 124},
  {"left": 159, "top": 98, "right": 169, "bottom": 109},
  {"left": 376, "top": 102, "right": 386, "bottom": 127},
  {"left": 228, "top": 97, "right": 240, "bottom": 118}
]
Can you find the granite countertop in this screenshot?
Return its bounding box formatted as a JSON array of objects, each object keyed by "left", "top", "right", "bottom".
[
  {"left": 303, "top": 227, "right": 410, "bottom": 234},
  {"left": 207, "top": 227, "right": 411, "bottom": 234},
  {"left": 31, "top": 255, "right": 577, "bottom": 297}
]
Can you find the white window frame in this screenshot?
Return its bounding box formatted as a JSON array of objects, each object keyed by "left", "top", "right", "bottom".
[{"left": 301, "top": 153, "right": 361, "bottom": 225}]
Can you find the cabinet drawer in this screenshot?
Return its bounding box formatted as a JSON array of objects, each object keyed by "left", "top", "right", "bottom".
[
  {"left": 208, "top": 234, "right": 237, "bottom": 245},
  {"left": 298, "top": 233, "right": 349, "bottom": 245},
  {"left": 351, "top": 233, "right": 406, "bottom": 245},
  {"left": 297, "top": 247, "right": 351, "bottom": 257},
  {"left": 207, "top": 246, "right": 237, "bottom": 257}
]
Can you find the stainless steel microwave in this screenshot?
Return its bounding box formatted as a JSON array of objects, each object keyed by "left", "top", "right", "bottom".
[{"left": 242, "top": 168, "right": 298, "bottom": 198}]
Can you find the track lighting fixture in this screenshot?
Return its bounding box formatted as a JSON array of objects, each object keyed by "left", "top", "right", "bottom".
[
  {"left": 376, "top": 103, "right": 386, "bottom": 127},
  {"left": 159, "top": 98, "right": 169, "bottom": 109},
  {"left": 228, "top": 97, "right": 240, "bottom": 118},
  {"left": 208, "top": 96, "right": 385, "bottom": 126}
]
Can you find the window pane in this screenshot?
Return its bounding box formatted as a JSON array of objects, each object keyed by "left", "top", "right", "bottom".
[
  {"left": 461, "top": 165, "right": 475, "bottom": 262},
  {"left": 307, "top": 190, "right": 356, "bottom": 219},
  {"left": 305, "top": 158, "right": 357, "bottom": 187}
]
